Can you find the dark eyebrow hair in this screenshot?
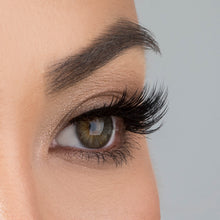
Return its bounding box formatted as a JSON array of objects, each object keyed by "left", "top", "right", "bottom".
[{"left": 45, "top": 18, "right": 160, "bottom": 95}]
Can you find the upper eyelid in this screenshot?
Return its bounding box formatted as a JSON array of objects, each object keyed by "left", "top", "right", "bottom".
[
  {"left": 65, "top": 89, "right": 130, "bottom": 125},
  {"left": 50, "top": 91, "right": 124, "bottom": 141}
]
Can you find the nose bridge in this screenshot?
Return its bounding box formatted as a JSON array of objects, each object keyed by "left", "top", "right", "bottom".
[
  {"left": 0, "top": 40, "right": 44, "bottom": 218},
  {"left": 0, "top": 142, "right": 40, "bottom": 220},
  {"left": 0, "top": 96, "right": 42, "bottom": 220}
]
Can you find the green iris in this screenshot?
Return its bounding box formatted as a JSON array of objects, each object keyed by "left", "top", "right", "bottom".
[{"left": 75, "top": 116, "right": 113, "bottom": 149}]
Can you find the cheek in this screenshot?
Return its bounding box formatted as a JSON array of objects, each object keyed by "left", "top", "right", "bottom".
[{"left": 33, "top": 137, "right": 160, "bottom": 220}]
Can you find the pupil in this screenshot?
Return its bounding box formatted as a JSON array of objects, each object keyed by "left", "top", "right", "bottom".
[{"left": 76, "top": 116, "right": 113, "bottom": 149}]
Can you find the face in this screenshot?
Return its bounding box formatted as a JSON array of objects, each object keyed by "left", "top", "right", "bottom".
[{"left": 0, "top": 0, "right": 161, "bottom": 219}]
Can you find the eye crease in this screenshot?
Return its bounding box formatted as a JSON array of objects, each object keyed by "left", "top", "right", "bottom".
[{"left": 49, "top": 84, "right": 168, "bottom": 167}]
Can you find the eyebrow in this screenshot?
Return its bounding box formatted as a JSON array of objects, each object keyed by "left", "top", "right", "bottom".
[{"left": 45, "top": 18, "right": 160, "bottom": 95}]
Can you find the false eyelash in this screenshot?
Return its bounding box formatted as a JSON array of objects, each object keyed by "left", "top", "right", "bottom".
[{"left": 70, "top": 83, "right": 168, "bottom": 136}]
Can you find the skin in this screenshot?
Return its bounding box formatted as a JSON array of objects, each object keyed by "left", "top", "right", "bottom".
[{"left": 0, "top": 0, "right": 160, "bottom": 219}]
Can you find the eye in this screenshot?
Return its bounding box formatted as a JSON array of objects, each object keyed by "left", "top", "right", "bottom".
[
  {"left": 49, "top": 84, "right": 168, "bottom": 167},
  {"left": 52, "top": 116, "right": 122, "bottom": 151}
]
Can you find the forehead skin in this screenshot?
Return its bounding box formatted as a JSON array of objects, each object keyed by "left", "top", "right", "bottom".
[{"left": 0, "top": 0, "right": 160, "bottom": 219}]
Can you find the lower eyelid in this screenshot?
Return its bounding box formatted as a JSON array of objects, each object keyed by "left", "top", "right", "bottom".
[{"left": 48, "top": 138, "right": 134, "bottom": 168}]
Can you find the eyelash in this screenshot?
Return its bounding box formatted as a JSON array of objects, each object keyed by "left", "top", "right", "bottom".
[{"left": 49, "top": 84, "right": 168, "bottom": 167}]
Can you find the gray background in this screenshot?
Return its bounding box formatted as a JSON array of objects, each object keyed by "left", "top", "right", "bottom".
[{"left": 135, "top": 1, "right": 220, "bottom": 219}]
